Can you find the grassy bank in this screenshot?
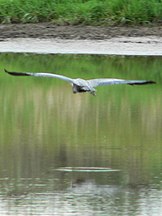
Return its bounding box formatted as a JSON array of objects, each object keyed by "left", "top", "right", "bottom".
[{"left": 0, "top": 0, "right": 162, "bottom": 25}]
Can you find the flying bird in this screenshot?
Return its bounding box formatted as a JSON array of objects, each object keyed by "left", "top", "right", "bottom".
[{"left": 4, "top": 69, "right": 156, "bottom": 96}]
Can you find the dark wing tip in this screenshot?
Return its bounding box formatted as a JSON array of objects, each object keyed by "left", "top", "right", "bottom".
[
  {"left": 4, "top": 69, "right": 9, "bottom": 73},
  {"left": 129, "top": 80, "right": 156, "bottom": 85},
  {"left": 4, "top": 69, "right": 31, "bottom": 76},
  {"left": 147, "top": 80, "right": 156, "bottom": 84}
]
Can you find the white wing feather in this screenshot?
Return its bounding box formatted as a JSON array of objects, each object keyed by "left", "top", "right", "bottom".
[
  {"left": 29, "top": 72, "right": 74, "bottom": 83},
  {"left": 88, "top": 78, "right": 155, "bottom": 87}
]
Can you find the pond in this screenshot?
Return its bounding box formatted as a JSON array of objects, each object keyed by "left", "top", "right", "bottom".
[{"left": 0, "top": 53, "right": 162, "bottom": 215}]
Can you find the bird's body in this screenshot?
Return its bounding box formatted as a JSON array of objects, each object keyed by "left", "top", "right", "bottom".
[
  {"left": 4, "top": 69, "right": 156, "bottom": 96},
  {"left": 72, "top": 78, "right": 96, "bottom": 95}
]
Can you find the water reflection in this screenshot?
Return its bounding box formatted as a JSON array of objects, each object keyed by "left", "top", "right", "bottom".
[{"left": 0, "top": 53, "right": 162, "bottom": 215}]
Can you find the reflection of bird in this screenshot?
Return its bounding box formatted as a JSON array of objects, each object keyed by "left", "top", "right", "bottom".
[{"left": 4, "top": 69, "right": 156, "bottom": 96}]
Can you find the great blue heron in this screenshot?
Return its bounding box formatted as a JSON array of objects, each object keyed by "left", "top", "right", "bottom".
[{"left": 4, "top": 69, "right": 155, "bottom": 96}]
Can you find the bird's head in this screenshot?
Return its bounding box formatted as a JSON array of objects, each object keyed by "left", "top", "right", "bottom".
[{"left": 90, "top": 90, "right": 96, "bottom": 96}]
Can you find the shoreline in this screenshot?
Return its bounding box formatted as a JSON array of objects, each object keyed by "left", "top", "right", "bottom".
[
  {"left": 0, "top": 37, "right": 162, "bottom": 56},
  {"left": 1, "top": 23, "right": 162, "bottom": 56}
]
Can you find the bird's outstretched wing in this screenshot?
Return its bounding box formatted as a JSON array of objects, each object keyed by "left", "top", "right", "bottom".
[
  {"left": 4, "top": 69, "right": 74, "bottom": 83},
  {"left": 88, "top": 78, "right": 156, "bottom": 87}
]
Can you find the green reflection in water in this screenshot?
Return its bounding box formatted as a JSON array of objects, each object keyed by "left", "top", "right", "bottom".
[{"left": 0, "top": 53, "right": 162, "bottom": 215}]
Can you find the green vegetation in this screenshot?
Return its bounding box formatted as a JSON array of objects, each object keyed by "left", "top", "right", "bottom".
[{"left": 0, "top": 0, "right": 162, "bottom": 25}]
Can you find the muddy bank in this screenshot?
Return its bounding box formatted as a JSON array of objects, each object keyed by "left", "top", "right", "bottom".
[
  {"left": 0, "top": 23, "right": 162, "bottom": 55},
  {"left": 1, "top": 23, "right": 162, "bottom": 40}
]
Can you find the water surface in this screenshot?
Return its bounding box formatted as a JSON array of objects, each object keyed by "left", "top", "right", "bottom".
[{"left": 0, "top": 54, "right": 162, "bottom": 215}]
